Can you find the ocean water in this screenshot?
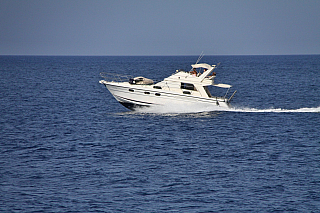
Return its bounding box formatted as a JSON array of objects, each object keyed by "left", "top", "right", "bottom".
[{"left": 0, "top": 55, "right": 320, "bottom": 212}]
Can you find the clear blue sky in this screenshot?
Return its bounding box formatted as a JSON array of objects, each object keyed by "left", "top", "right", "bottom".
[{"left": 1, "top": 0, "right": 319, "bottom": 55}]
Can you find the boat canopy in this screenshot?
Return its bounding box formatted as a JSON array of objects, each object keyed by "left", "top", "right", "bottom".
[
  {"left": 191, "top": 63, "right": 213, "bottom": 70},
  {"left": 213, "top": 83, "right": 232, "bottom": 88}
]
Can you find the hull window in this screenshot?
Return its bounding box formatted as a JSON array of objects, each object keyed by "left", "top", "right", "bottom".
[
  {"left": 183, "top": 91, "right": 191, "bottom": 94},
  {"left": 155, "top": 93, "right": 161, "bottom": 96},
  {"left": 153, "top": 86, "right": 162, "bottom": 89},
  {"left": 144, "top": 91, "right": 150, "bottom": 94},
  {"left": 129, "top": 89, "right": 134, "bottom": 92}
]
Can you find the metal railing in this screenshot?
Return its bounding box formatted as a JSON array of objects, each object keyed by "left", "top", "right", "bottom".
[{"left": 100, "top": 72, "right": 133, "bottom": 83}]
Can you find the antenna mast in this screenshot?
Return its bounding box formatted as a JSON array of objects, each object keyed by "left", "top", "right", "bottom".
[{"left": 195, "top": 51, "right": 204, "bottom": 64}]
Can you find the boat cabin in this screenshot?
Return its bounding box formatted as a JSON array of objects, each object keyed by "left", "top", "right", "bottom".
[{"left": 153, "top": 63, "right": 232, "bottom": 99}]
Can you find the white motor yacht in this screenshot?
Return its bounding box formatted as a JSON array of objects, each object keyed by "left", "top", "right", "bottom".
[{"left": 99, "top": 63, "right": 236, "bottom": 110}]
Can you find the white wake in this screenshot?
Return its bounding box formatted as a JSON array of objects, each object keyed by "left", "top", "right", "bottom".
[
  {"left": 230, "top": 106, "right": 320, "bottom": 113},
  {"left": 135, "top": 104, "right": 320, "bottom": 114}
]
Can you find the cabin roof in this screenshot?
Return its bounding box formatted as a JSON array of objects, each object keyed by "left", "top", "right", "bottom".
[
  {"left": 191, "top": 63, "right": 213, "bottom": 70},
  {"left": 213, "top": 83, "right": 232, "bottom": 88}
]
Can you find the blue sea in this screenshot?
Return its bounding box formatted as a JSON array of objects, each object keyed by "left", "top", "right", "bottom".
[{"left": 1, "top": 55, "right": 320, "bottom": 212}]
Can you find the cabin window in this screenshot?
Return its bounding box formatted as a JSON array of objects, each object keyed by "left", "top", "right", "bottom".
[
  {"left": 204, "top": 86, "right": 212, "bottom": 97},
  {"left": 155, "top": 93, "right": 161, "bottom": 96},
  {"left": 144, "top": 91, "right": 150, "bottom": 94},
  {"left": 129, "top": 89, "right": 134, "bottom": 92},
  {"left": 181, "top": 83, "right": 196, "bottom": 91}
]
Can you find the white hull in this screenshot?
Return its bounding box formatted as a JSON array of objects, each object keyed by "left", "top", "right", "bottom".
[{"left": 103, "top": 82, "right": 230, "bottom": 110}]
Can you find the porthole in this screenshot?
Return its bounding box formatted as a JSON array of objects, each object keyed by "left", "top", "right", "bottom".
[
  {"left": 144, "top": 91, "right": 150, "bottom": 94},
  {"left": 129, "top": 89, "right": 134, "bottom": 92},
  {"left": 155, "top": 93, "right": 161, "bottom": 96}
]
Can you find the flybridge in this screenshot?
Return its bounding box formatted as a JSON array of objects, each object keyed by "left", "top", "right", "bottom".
[{"left": 164, "top": 63, "right": 232, "bottom": 87}]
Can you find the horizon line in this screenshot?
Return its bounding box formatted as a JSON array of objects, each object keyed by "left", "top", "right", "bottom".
[{"left": 1, "top": 53, "right": 319, "bottom": 57}]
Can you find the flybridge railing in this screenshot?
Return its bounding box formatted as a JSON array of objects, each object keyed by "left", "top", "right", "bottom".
[
  {"left": 100, "top": 72, "right": 161, "bottom": 84},
  {"left": 100, "top": 72, "right": 133, "bottom": 83}
]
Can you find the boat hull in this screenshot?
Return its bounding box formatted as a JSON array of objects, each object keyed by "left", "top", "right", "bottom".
[{"left": 102, "top": 82, "right": 230, "bottom": 110}]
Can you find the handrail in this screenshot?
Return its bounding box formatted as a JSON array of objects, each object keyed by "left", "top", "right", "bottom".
[
  {"left": 228, "top": 90, "right": 237, "bottom": 102},
  {"left": 100, "top": 72, "right": 133, "bottom": 83}
]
